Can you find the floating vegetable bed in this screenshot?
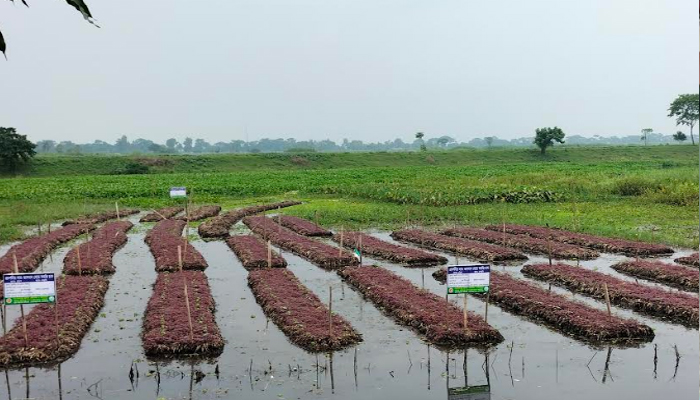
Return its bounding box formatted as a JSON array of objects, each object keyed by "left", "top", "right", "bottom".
[
  {"left": 62, "top": 209, "right": 139, "bottom": 226},
  {"left": 64, "top": 221, "right": 133, "bottom": 275},
  {"left": 248, "top": 268, "right": 361, "bottom": 352},
  {"left": 521, "top": 263, "right": 698, "bottom": 327},
  {"left": 675, "top": 253, "right": 699, "bottom": 268},
  {"left": 243, "top": 216, "right": 357, "bottom": 269},
  {"left": 277, "top": 216, "right": 332, "bottom": 237},
  {"left": 140, "top": 207, "right": 185, "bottom": 222},
  {"left": 145, "top": 220, "right": 208, "bottom": 272},
  {"left": 174, "top": 205, "right": 221, "bottom": 222},
  {"left": 0, "top": 223, "right": 96, "bottom": 275},
  {"left": 332, "top": 231, "right": 447, "bottom": 266},
  {"left": 338, "top": 265, "right": 503, "bottom": 347},
  {"left": 0, "top": 275, "right": 108, "bottom": 367},
  {"left": 485, "top": 224, "right": 673, "bottom": 257},
  {"left": 432, "top": 268, "right": 654, "bottom": 344},
  {"left": 390, "top": 229, "right": 527, "bottom": 262},
  {"left": 611, "top": 260, "right": 699, "bottom": 292},
  {"left": 226, "top": 235, "right": 287, "bottom": 269},
  {"left": 142, "top": 271, "right": 224, "bottom": 357},
  {"left": 198, "top": 200, "right": 302, "bottom": 238},
  {"left": 441, "top": 226, "right": 598, "bottom": 260}
]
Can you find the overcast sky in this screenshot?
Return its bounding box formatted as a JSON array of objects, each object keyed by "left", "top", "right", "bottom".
[{"left": 0, "top": 0, "right": 697, "bottom": 144}]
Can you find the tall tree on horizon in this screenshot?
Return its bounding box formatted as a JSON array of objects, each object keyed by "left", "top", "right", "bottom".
[{"left": 668, "top": 94, "right": 699, "bottom": 145}]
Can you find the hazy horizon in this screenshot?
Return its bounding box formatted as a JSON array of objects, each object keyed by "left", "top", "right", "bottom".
[{"left": 0, "top": 0, "right": 697, "bottom": 145}]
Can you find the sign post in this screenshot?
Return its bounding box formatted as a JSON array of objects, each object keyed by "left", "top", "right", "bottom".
[
  {"left": 169, "top": 187, "right": 187, "bottom": 199},
  {"left": 4, "top": 271, "right": 58, "bottom": 348},
  {"left": 446, "top": 265, "right": 490, "bottom": 335}
]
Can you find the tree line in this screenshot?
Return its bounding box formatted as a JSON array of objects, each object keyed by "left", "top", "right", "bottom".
[{"left": 30, "top": 130, "right": 692, "bottom": 156}]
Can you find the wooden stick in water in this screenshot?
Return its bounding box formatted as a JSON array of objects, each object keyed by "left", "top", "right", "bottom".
[{"left": 328, "top": 286, "right": 333, "bottom": 339}]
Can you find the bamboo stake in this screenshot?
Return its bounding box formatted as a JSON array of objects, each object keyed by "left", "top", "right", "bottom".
[
  {"left": 76, "top": 246, "right": 82, "bottom": 276},
  {"left": 314, "top": 211, "right": 319, "bottom": 227},
  {"left": 328, "top": 286, "right": 333, "bottom": 339},
  {"left": 358, "top": 234, "right": 363, "bottom": 265},
  {"left": 484, "top": 291, "right": 490, "bottom": 323},
  {"left": 178, "top": 246, "right": 183, "bottom": 272},
  {"left": 12, "top": 254, "right": 29, "bottom": 347},
  {"left": 267, "top": 241, "right": 272, "bottom": 268},
  {"left": 278, "top": 207, "right": 282, "bottom": 233},
  {"left": 54, "top": 303, "right": 60, "bottom": 348},
  {"left": 115, "top": 202, "right": 120, "bottom": 220},
  {"left": 603, "top": 283, "right": 612, "bottom": 316},
  {"left": 463, "top": 294, "right": 469, "bottom": 336},
  {"left": 47, "top": 220, "right": 51, "bottom": 234},
  {"left": 502, "top": 220, "right": 506, "bottom": 247},
  {"left": 339, "top": 228, "right": 344, "bottom": 257},
  {"left": 37, "top": 221, "right": 42, "bottom": 235},
  {"left": 184, "top": 283, "right": 194, "bottom": 340}
]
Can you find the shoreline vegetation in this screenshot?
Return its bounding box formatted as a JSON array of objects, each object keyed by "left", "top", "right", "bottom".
[{"left": 0, "top": 146, "right": 696, "bottom": 249}]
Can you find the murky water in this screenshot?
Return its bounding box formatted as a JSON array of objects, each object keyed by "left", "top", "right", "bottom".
[{"left": 0, "top": 220, "right": 697, "bottom": 400}]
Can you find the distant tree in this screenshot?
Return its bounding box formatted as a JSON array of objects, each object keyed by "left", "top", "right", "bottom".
[
  {"left": 165, "top": 138, "right": 178, "bottom": 151},
  {"left": 36, "top": 140, "right": 56, "bottom": 153},
  {"left": 183, "top": 137, "right": 193, "bottom": 153},
  {"left": 115, "top": 135, "right": 130, "bottom": 153},
  {"left": 668, "top": 94, "right": 699, "bottom": 145},
  {"left": 533, "top": 126, "right": 565, "bottom": 155},
  {"left": 672, "top": 131, "right": 687, "bottom": 143},
  {"left": 193, "top": 138, "right": 210, "bottom": 153},
  {"left": 148, "top": 143, "right": 168, "bottom": 153},
  {"left": 640, "top": 128, "right": 653, "bottom": 146},
  {"left": 485, "top": 136, "right": 494, "bottom": 148},
  {"left": 0, "top": 127, "right": 36, "bottom": 171},
  {"left": 415, "top": 132, "right": 424, "bottom": 141},
  {"left": 55, "top": 143, "right": 65, "bottom": 154},
  {"left": 436, "top": 136, "right": 455, "bottom": 148}
]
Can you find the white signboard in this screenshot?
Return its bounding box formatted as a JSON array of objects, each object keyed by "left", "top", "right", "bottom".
[
  {"left": 447, "top": 265, "right": 490, "bottom": 294},
  {"left": 169, "top": 187, "right": 187, "bottom": 198},
  {"left": 3, "top": 273, "right": 57, "bottom": 305}
]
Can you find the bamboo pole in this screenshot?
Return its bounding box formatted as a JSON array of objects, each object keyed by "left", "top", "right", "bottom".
[
  {"left": 484, "top": 291, "right": 490, "bottom": 323},
  {"left": 339, "top": 228, "right": 344, "bottom": 257},
  {"left": 278, "top": 207, "right": 282, "bottom": 233},
  {"left": 358, "top": 234, "right": 363, "bottom": 265},
  {"left": 12, "top": 254, "right": 29, "bottom": 347},
  {"left": 463, "top": 294, "right": 469, "bottom": 336},
  {"left": 328, "top": 286, "right": 333, "bottom": 338},
  {"left": 76, "top": 246, "right": 83, "bottom": 276},
  {"left": 267, "top": 241, "right": 272, "bottom": 268},
  {"left": 178, "top": 246, "right": 183, "bottom": 272},
  {"left": 603, "top": 283, "right": 612, "bottom": 316},
  {"left": 184, "top": 283, "right": 194, "bottom": 340},
  {"left": 115, "top": 202, "right": 120, "bottom": 219}
]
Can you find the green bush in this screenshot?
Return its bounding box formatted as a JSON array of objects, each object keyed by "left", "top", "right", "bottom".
[
  {"left": 113, "top": 162, "right": 150, "bottom": 175},
  {"left": 611, "top": 177, "right": 660, "bottom": 196},
  {"left": 644, "top": 181, "right": 699, "bottom": 207}
]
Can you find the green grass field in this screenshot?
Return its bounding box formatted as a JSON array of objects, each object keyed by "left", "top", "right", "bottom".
[{"left": 0, "top": 145, "right": 697, "bottom": 248}]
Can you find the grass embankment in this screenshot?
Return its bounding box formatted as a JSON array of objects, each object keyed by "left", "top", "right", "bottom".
[
  {"left": 5, "top": 145, "right": 696, "bottom": 176},
  {"left": 0, "top": 146, "right": 697, "bottom": 248}
]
